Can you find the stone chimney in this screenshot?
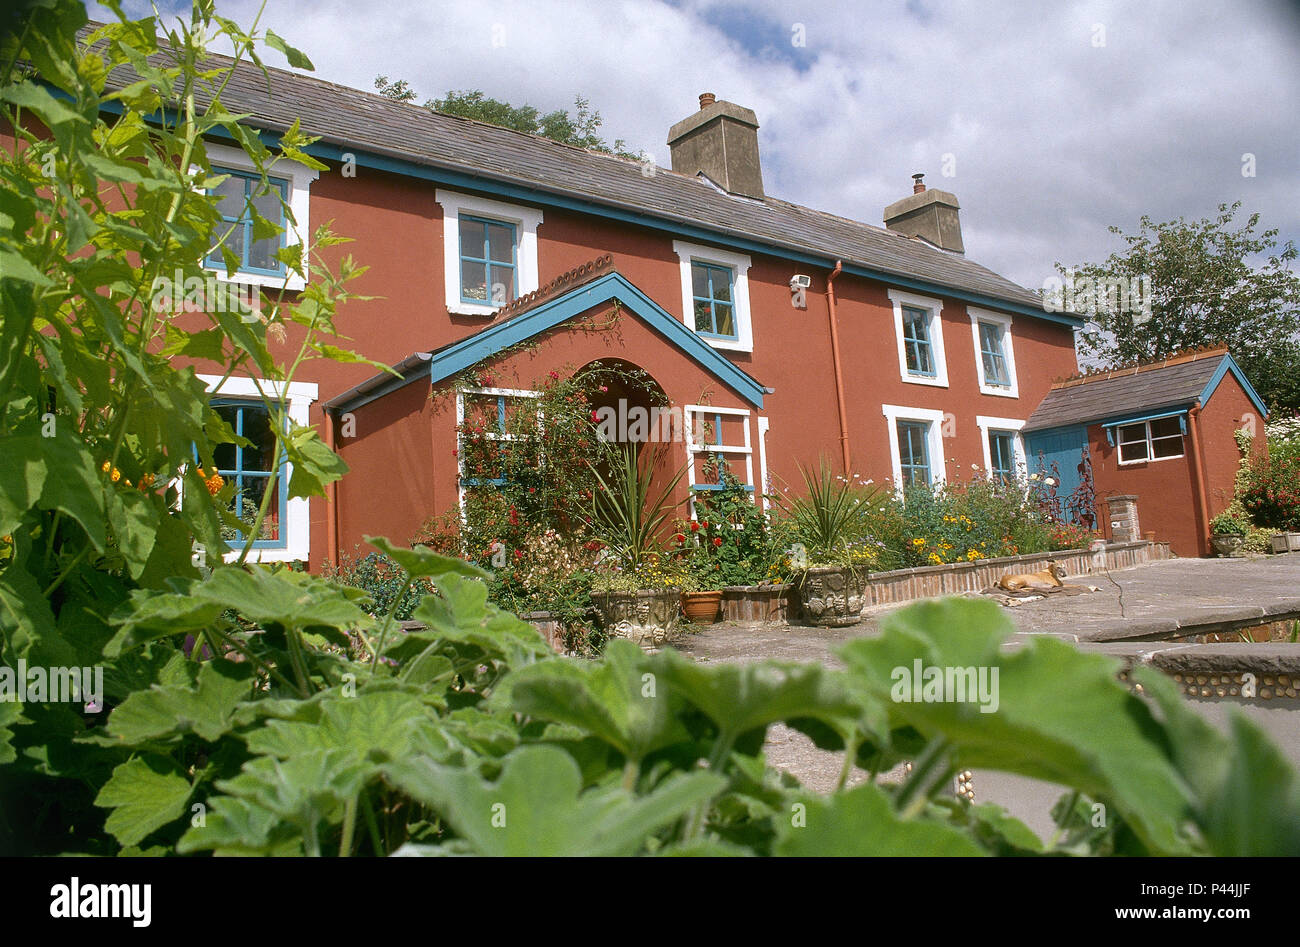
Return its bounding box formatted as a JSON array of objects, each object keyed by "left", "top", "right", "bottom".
[
  {"left": 883, "top": 173, "right": 964, "bottom": 254},
  {"left": 667, "top": 93, "right": 764, "bottom": 200}
]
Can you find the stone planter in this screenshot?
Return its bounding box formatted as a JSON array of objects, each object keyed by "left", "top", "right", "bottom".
[
  {"left": 1271, "top": 532, "right": 1300, "bottom": 554},
  {"left": 590, "top": 588, "right": 680, "bottom": 646},
  {"left": 681, "top": 590, "right": 723, "bottom": 624},
  {"left": 794, "top": 566, "right": 868, "bottom": 627},
  {"left": 1210, "top": 534, "right": 1245, "bottom": 558}
]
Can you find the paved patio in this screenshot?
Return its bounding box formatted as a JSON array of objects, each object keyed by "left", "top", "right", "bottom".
[{"left": 672, "top": 553, "right": 1300, "bottom": 793}]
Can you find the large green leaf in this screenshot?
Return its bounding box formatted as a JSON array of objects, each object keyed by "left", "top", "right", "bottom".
[
  {"left": 0, "top": 435, "right": 47, "bottom": 536},
  {"left": 775, "top": 783, "right": 986, "bottom": 856},
  {"left": 384, "top": 744, "right": 725, "bottom": 856},
  {"left": 246, "top": 690, "right": 443, "bottom": 766},
  {"left": 838, "top": 598, "right": 1195, "bottom": 854},
  {"left": 95, "top": 755, "right": 193, "bottom": 847},
  {"left": 399, "top": 573, "right": 552, "bottom": 668},
  {"left": 0, "top": 702, "right": 23, "bottom": 764},
  {"left": 368, "top": 536, "right": 489, "bottom": 581},
  {"left": 175, "top": 796, "right": 302, "bottom": 856},
  {"left": 103, "top": 659, "right": 254, "bottom": 746},
  {"left": 498, "top": 639, "right": 691, "bottom": 763},
  {"left": 650, "top": 647, "right": 861, "bottom": 743},
  {"left": 1136, "top": 667, "right": 1300, "bottom": 856}
]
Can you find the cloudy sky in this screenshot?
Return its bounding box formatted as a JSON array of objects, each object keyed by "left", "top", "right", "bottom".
[{"left": 87, "top": 0, "right": 1300, "bottom": 291}]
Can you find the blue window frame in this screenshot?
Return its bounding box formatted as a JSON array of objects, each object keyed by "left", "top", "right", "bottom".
[
  {"left": 691, "top": 261, "right": 738, "bottom": 340},
  {"left": 211, "top": 400, "right": 287, "bottom": 548},
  {"left": 897, "top": 419, "right": 932, "bottom": 486},
  {"left": 988, "top": 430, "right": 1017, "bottom": 481},
  {"left": 979, "top": 321, "right": 1010, "bottom": 388},
  {"left": 459, "top": 216, "right": 517, "bottom": 306},
  {"left": 206, "top": 167, "right": 288, "bottom": 277},
  {"left": 902, "top": 306, "right": 936, "bottom": 376}
]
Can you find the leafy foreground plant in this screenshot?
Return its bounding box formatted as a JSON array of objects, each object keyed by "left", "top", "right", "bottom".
[{"left": 20, "top": 567, "right": 1292, "bottom": 856}]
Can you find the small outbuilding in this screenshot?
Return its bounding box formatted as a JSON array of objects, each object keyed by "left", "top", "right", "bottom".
[{"left": 1021, "top": 346, "right": 1269, "bottom": 557}]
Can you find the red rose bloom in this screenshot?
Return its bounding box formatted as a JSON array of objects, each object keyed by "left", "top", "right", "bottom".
[
  {"left": 712, "top": 536, "right": 723, "bottom": 547},
  {"left": 689, "top": 521, "right": 700, "bottom": 532}
]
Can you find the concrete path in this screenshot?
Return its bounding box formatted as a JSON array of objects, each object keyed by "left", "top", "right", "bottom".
[{"left": 673, "top": 554, "right": 1300, "bottom": 796}]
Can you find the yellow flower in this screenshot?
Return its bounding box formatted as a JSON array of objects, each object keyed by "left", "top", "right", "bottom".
[
  {"left": 101, "top": 461, "right": 111, "bottom": 473},
  {"left": 912, "top": 538, "right": 925, "bottom": 547},
  {"left": 110, "top": 467, "right": 121, "bottom": 483}
]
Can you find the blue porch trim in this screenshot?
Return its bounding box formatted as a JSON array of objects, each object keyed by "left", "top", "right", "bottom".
[
  {"left": 1101, "top": 409, "right": 1189, "bottom": 445},
  {"left": 424, "top": 271, "right": 767, "bottom": 408},
  {"left": 1199, "top": 353, "right": 1269, "bottom": 419},
  {"left": 83, "top": 95, "right": 1081, "bottom": 330}
]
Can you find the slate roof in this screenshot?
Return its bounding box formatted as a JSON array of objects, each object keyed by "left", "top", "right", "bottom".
[
  {"left": 91, "top": 27, "right": 1064, "bottom": 320},
  {"left": 1023, "top": 348, "right": 1231, "bottom": 432}
]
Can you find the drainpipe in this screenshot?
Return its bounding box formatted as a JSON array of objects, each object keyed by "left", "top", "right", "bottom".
[
  {"left": 324, "top": 407, "right": 339, "bottom": 568},
  {"left": 1187, "top": 404, "right": 1212, "bottom": 556},
  {"left": 826, "top": 260, "right": 851, "bottom": 473}
]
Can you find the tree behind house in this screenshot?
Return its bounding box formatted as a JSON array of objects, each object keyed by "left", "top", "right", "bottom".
[
  {"left": 1059, "top": 201, "right": 1300, "bottom": 414},
  {"left": 374, "top": 76, "right": 640, "bottom": 159}
]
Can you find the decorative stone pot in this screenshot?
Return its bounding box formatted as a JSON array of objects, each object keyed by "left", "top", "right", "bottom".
[
  {"left": 795, "top": 566, "right": 868, "bottom": 627},
  {"left": 680, "top": 590, "right": 723, "bottom": 624},
  {"left": 1270, "top": 532, "right": 1300, "bottom": 554},
  {"left": 1210, "top": 534, "right": 1245, "bottom": 558},
  {"left": 590, "top": 588, "right": 680, "bottom": 646}
]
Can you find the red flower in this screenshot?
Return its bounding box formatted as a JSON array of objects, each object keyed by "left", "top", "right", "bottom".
[
  {"left": 674, "top": 533, "right": 686, "bottom": 543},
  {"left": 689, "top": 521, "right": 700, "bottom": 532},
  {"left": 712, "top": 536, "right": 723, "bottom": 547},
  {"left": 590, "top": 410, "right": 600, "bottom": 423}
]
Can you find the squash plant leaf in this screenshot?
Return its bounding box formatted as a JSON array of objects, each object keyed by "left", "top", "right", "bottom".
[
  {"left": 838, "top": 597, "right": 1195, "bottom": 855},
  {"left": 383, "top": 744, "right": 725, "bottom": 856},
  {"left": 650, "top": 647, "right": 862, "bottom": 744},
  {"left": 103, "top": 658, "right": 255, "bottom": 746},
  {"left": 775, "top": 783, "right": 986, "bottom": 856},
  {"left": 95, "top": 755, "right": 193, "bottom": 848},
  {"left": 496, "top": 638, "right": 692, "bottom": 764},
  {"left": 367, "top": 536, "right": 489, "bottom": 581}
]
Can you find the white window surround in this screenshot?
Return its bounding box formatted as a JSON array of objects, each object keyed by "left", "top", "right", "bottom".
[
  {"left": 454, "top": 386, "right": 543, "bottom": 518},
  {"left": 975, "top": 416, "right": 1027, "bottom": 478},
  {"left": 1116, "top": 418, "right": 1186, "bottom": 466},
  {"left": 757, "top": 416, "right": 771, "bottom": 511},
  {"left": 436, "top": 190, "right": 544, "bottom": 317},
  {"left": 682, "top": 404, "right": 755, "bottom": 516},
  {"left": 199, "top": 142, "right": 318, "bottom": 293},
  {"left": 671, "top": 240, "right": 754, "bottom": 353},
  {"left": 882, "top": 404, "right": 948, "bottom": 489},
  {"left": 197, "top": 373, "right": 318, "bottom": 563},
  {"left": 887, "top": 289, "right": 949, "bottom": 388},
  {"left": 968, "top": 307, "right": 1020, "bottom": 398}
]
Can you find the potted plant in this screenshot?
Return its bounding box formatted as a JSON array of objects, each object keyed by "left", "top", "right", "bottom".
[
  {"left": 586, "top": 445, "right": 688, "bottom": 646},
  {"left": 1209, "top": 508, "right": 1249, "bottom": 557},
  {"left": 672, "top": 520, "right": 725, "bottom": 623},
  {"left": 775, "top": 458, "right": 884, "bottom": 627}
]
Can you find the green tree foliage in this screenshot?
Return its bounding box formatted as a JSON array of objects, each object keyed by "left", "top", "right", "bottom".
[
  {"left": 1059, "top": 201, "right": 1300, "bottom": 414},
  {"left": 374, "top": 75, "right": 640, "bottom": 159}
]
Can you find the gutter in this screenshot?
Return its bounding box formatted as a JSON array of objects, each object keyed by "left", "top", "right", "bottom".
[
  {"left": 1187, "top": 404, "right": 1213, "bottom": 557},
  {"left": 322, "top": 351, "right": 432, "bottom": 413},
  {"left": 826, "top": 260, "right": 851, "bottom": 473}
]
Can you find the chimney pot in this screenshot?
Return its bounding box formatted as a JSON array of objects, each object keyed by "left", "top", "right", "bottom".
[
  {"left": 912, "top": 173, "right": 926, "bottom": 194},
  {"left": 699, "top": 92, "right": 716, "bottom": 109}
]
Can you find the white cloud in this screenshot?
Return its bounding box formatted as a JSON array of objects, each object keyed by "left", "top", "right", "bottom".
[{"left": 91, "top": 0, "right": 1300, "bottom": 291}]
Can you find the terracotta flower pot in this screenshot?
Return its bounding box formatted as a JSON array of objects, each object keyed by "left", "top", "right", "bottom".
[{"left": 680, "top": 589, "right": 723, "bottom": 624}]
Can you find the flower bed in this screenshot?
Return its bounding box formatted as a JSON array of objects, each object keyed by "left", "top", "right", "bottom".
[{"left": 714, "top": 541, "right": 1172, "bottom": 622}]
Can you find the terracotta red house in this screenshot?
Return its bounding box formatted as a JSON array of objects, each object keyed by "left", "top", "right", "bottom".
[
  {"left": 1022, "top": 346, "right": 1269, "bottom": 557},
  {"left": 101, "top": 52, "right": 1099, "bottom": 568}
]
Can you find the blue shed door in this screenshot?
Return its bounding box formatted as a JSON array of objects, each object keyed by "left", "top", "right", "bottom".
[{"left": 1023, "top": 426, "right": 1088, "bottom": 521}]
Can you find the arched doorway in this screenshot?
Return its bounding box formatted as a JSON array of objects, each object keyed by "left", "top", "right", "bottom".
[{"left": 576, "top": 359, "right": 683, "bottom": 507}]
